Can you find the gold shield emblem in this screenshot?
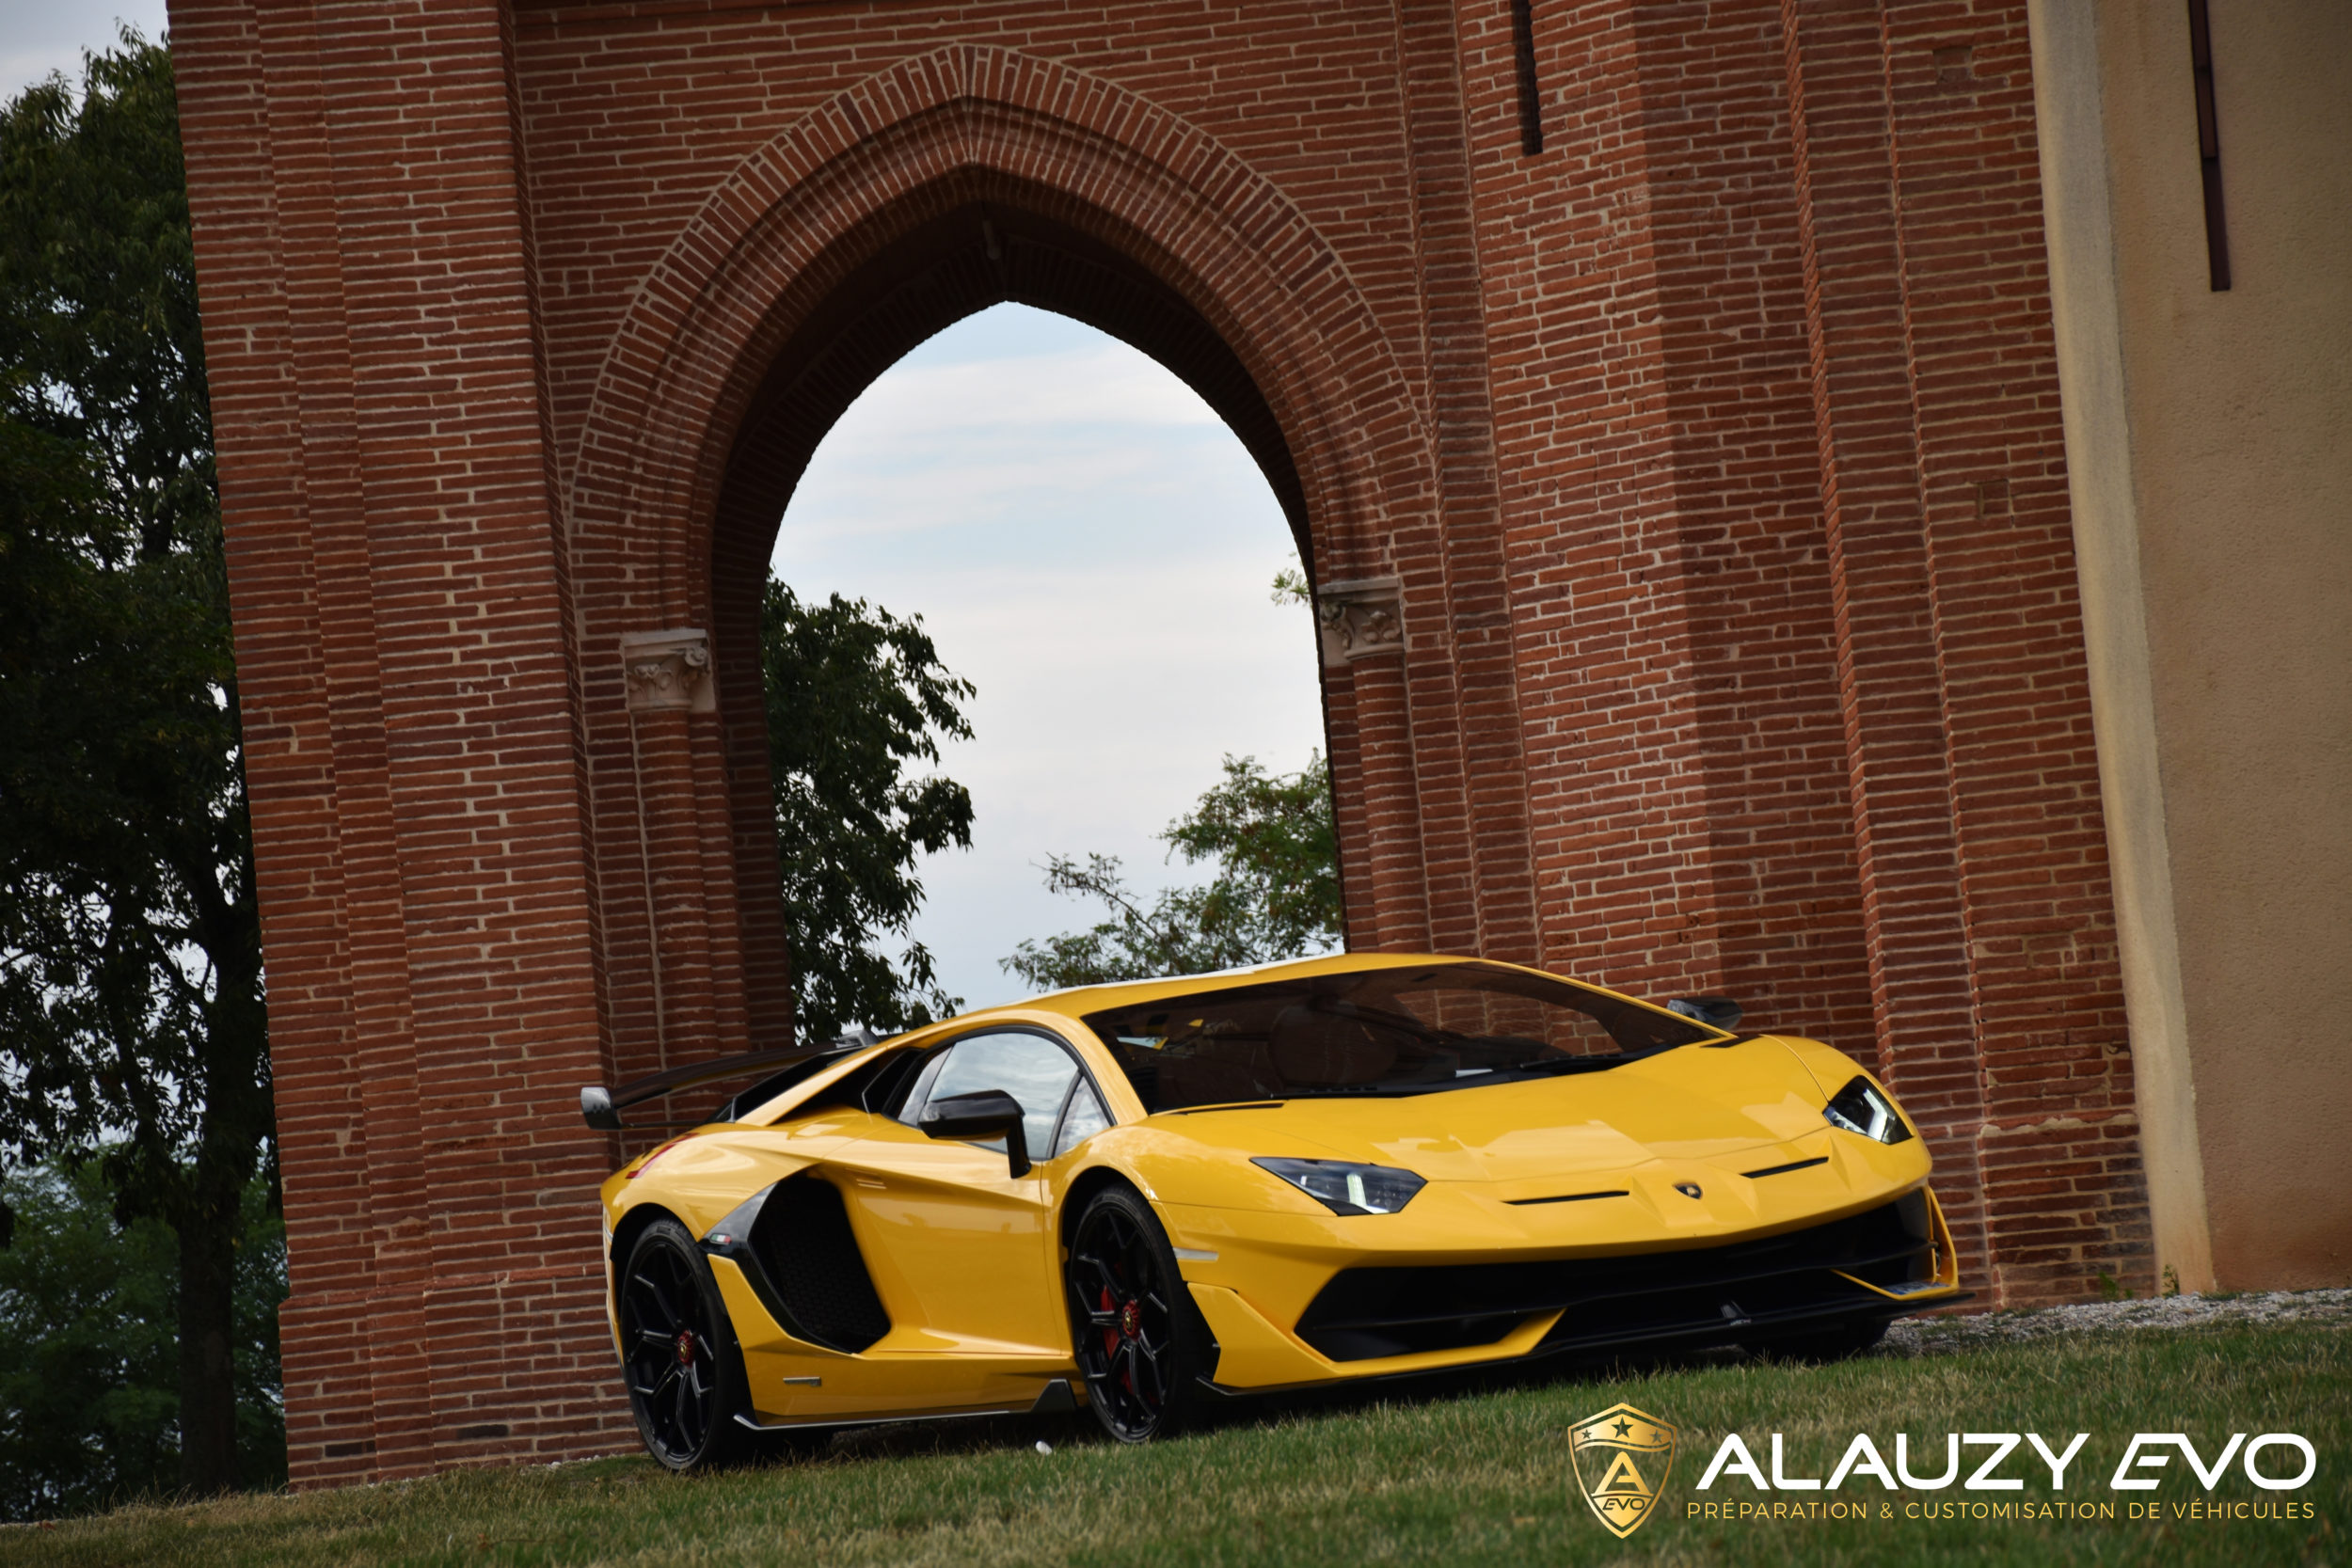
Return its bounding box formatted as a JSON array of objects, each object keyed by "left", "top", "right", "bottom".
[{"left": 1569, "top": 1402, "right": 1677, "bottom": 1539}]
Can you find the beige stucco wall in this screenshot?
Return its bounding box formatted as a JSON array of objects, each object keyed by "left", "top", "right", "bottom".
[{"left": 2030, "top": 0, "right": 2352, "bottom": 1291}]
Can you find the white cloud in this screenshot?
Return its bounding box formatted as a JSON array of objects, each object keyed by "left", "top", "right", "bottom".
[
  {"left": 783, "top": 342, "right": 1240, "bottom": 548},
  {"left": 821, "top": 344, "right": 1224, "bottom": 444}
]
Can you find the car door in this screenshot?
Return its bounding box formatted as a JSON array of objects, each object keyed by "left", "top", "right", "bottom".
[{"left": 828, "top": 1028, "right": 1086, "bottom": 1357}]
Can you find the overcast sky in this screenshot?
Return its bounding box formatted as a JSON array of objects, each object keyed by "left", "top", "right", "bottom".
[
  {"left": 3, "top": 13, "right": 1329, "bottom": 1019},
  {"left": 774, "top": 305, "right": 1325, "bottom": 1015},
  {"left": 0, "top": 2, "right": 167, "bottom": 100}
]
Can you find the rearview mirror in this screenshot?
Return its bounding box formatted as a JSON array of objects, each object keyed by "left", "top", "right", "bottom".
[{"left": 918, "top": 1089, "right": 1031, "bottom": 1177}]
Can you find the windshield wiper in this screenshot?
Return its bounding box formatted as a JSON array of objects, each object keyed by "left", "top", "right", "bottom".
[
  {"left": 1274, "top": 1082, "right": 1457, "bottom": 1098},
  {"left": 1503, "top": 1053, "right": 1641, "bottom": 1076},
  {"left": 1273, "top": 1059, "right": 1625, "bottom": 1096}
]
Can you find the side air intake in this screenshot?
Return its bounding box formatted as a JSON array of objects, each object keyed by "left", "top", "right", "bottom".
[{"left": 740, "top": 1172, "right": 892, "bottom": 1354}]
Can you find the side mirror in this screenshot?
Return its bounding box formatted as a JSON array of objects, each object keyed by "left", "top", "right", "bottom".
[
  {"left": 1667, "top": 995, "right": 1743, "bottom": 1030},
  {"left": 919, "top": 1089, "right": 1031, "bottom": 1178}
]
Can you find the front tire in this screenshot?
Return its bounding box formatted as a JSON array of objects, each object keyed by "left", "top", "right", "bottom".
[
  {"left": 616, "top": 1216, "right": 752, "bottom": 1470},
  {"left": 1065, "top": 1185, "right": 1211, "bottom": 1442}
]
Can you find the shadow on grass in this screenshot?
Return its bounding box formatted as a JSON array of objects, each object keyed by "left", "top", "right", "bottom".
[{"left": 760, "top": 1338, "right": 1791, "bottom": 1474}]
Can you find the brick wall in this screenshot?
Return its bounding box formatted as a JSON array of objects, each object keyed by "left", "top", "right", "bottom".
[{"left": 168, "top": 0, "right": 2145, "bottom": 1485}]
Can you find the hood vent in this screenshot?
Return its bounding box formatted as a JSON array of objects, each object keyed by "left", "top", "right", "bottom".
[
  {"left": 1505, "top": 1189, "right": 1630, "bottom": 1207},
  {"left": 1740, "top": 1155, "right": 1830, "bottom": 1180}
]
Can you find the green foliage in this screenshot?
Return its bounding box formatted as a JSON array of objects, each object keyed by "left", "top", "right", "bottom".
[
  {"left": 1002, "top": 753, "right": 1342, "bottom": 990},
  {"left": 0, "top": 35, "right": 273, "bottom": 1495},
  {"left": 0, "top": 32, "right": 213, "bottom": 556},
  {"left": 0, "top": 1159, "right": 285, "bottom": 1520},
  {"left": 760, "top": 579, "right": 977, "bottom": 1040}
]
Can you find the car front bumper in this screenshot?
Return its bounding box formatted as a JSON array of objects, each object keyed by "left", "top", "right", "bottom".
[{"left": 1168, "top": 1183, "right": 1963, "bottom": 1391}]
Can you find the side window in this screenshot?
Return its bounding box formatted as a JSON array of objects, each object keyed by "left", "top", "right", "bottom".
[
  {"left": 915, "top": 1031, "right": 1081, "bottom": 1159},
  {"left": 1053, "top": 1078, "right": 1112, "bottom": 1159},
  {"left": 892, "top": 1050, "right": 953, "bottom": 1126}
]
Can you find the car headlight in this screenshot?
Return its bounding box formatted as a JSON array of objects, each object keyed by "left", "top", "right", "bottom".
[
  {"left": 1823, "top": 1075, "right": 1915, "bottom": 1145},
  {"left": 1251, "top": 1157, "right": 1426, "bottom": 1215}
]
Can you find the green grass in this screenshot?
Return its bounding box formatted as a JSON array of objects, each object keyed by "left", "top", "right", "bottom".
[{"left": 7, "top": 1323, "right": 2344, "bottom": 1567}]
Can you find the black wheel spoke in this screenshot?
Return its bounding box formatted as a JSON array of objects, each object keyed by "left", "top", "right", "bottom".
[
  {"left": 1120, "top": 1338, "right": 1156, "bottom": 1406},
  {"left": 629, "top": 1272, "right": 680, "bottom": 1333},
  {"left": 1073, "top": 1250, "right": 1122, "bottom": 1299}
]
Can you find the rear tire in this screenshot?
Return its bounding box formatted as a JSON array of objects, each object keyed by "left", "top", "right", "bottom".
[
  {"left": 1065, "top": 1185, "right": 1212, "bottom": 1442},
  {"left": 615, "top": 1216, "right": 754, "bottom": 1470}
]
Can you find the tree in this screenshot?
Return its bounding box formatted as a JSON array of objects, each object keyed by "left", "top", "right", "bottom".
[
  {"left": 0, "top": 1159, "right": 284, "bottom": 1519},
  {"left": 761, "top": 578, "right": 977, "bottom": 1041},
  {"left": 1001, "top": 752, "right": 1342, "bottom": 990},
  {"left": 0, "top": 35, "right": 272, "bottom": 1496}
]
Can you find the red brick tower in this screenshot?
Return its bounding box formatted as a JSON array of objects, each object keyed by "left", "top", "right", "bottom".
[{"left": 169, "top": 0, "right": 2143, "bottom": 1483}]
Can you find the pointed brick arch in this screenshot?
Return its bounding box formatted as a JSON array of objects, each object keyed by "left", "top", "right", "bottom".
[
  {"left": 563, "top": 46, "right": 1436, "bottom": 596},
  {"left": 559, "top": 51, "right": 1485, "bottom": 1081}
]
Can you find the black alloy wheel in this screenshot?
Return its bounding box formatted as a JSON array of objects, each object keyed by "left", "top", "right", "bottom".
[
  {"left": 1066, "top": 1185, "right": 1207, "bottom": 1442},
  {"left": 617, "top": 1216, "right": 750, "bottom": 1470}
]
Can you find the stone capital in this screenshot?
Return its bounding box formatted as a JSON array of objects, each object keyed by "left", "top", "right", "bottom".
[
  {"left": 619, "top": 628, "right": 715, "bottom": 714},
  {"left": 1315, "top": 578, "right": 1405, "bottom": 669}
]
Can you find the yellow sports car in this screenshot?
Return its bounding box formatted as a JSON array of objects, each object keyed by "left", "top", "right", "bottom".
[{"left": 581, "top": 953, "right": 1962, "bottom": 1468}]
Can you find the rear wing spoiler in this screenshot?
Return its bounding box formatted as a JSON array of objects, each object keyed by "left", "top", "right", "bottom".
[{"left": 580, "top": 1035, "right": 875, "bottom": 1132}]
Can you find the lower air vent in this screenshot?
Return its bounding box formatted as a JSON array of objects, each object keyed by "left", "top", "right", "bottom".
[
  {"left": 750, "top": 1172, "right": 891, "bottom": 1354},
  {"left": 1295, "top": 1196, "right": 1933, "bottom": 1362}
]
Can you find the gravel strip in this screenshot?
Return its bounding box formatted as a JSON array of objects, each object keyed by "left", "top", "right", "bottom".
[{"left": 1882, "top": 1288, "right": 2352, "bottom": 1356}]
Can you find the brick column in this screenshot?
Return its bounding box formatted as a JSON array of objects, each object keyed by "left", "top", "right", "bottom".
[
  {"left": 612, "top": 630, "right": 745, "bottom": 1084},
  {"left": 1319, "top": 582, "right": 1431, "bottom": 949},
  {"left": 1388, "top": 0, "right": 1542, "bottom": 966},
  {"left": 173, "top": 0, "right": 626, "bottom": 1481},
  {"left": 1776, "top": 0, "right": 1997, "bottom": 1288},
  {"left": 1779, "top": 0, "right": 2142, "bottom": 1302},
  {"left": 1875, "top": 0, "right": 2140, "bottom": 1303}
]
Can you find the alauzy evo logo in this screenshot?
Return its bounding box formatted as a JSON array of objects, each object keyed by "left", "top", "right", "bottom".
[{"left": 1570, "top": 1402, "right": 1679, "bottom": 1538}]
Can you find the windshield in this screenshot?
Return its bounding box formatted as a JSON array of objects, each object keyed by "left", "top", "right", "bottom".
[{"left": 1082, "top": 962, "right": 1718, "bottom": 1111}]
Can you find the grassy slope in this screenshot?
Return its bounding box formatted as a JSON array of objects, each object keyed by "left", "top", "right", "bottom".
[{"left": 7, "top": 1323, "right": 2344, "bottom": 1568}]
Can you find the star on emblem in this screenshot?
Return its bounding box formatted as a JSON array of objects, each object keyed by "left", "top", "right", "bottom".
[{"left": 1613, "top": 1418, "right": 1633, "bottom": 1437}]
